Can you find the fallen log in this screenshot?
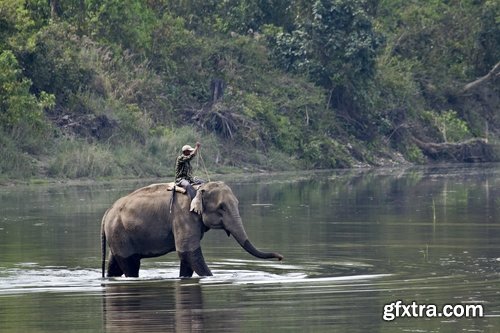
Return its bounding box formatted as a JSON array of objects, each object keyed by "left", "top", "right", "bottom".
[{"left": 413, "top": 138, "right": 495, "bottom": 162}]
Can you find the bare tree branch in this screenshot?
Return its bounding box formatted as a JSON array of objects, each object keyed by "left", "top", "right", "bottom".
[{"left": 462, "top": 61, "right": 500, "bottom": 93}]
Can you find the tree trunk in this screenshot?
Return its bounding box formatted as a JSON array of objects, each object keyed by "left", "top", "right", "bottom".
[
  {"left": 210, "top": 78, "right": 225, "bottom": 104},
  {"left": 50, "top": 0, "right": 62, "bottom": 20}
]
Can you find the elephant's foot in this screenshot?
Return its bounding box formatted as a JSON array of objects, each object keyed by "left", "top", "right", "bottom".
[
  {"left": 178, "top": 247, "right": 213, "bottom": 278},
  {"left": 179, "top": 260, "right": 194, "bottom": 278}
]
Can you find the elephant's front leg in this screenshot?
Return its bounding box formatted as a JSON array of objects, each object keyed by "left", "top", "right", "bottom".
[
  {"left": 173, "top": 213, "right": 213, "bottom": 278},
  {"left": 178, "top": 247, "right": 213, "bottom": 278}
]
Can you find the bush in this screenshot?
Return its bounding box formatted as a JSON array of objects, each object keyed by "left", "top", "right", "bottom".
[
  {"left": 0, "top": 50, "right": 54, "bottom": 127},
  {"left": 405, "top": 143, "right": 426, "bottom": 164},
  {"left": 302, "top": 137, "right": 353, "bottom": 169},
  {"left": 0, "top": 49, "right": 54, "bottom": 175},
  {"left": 423, "top": 110, "right": 472, "bottom": 143}
]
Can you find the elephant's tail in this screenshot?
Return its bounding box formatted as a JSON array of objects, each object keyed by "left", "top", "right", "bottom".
[{"left": 101, "top": 209, "right": 109, "bottom": 279}]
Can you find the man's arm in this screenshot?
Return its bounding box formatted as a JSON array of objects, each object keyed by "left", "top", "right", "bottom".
[{"left": 192, "top": 142, "right": 201, "bottom": 156}]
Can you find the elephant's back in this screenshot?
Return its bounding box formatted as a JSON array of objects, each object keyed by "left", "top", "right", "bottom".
[
  {"left": 127, "top": 183, "right": 172, "bottom": 197},
  {"left": 106, "top": 186, "right": 172, "bottom": 227},
  {"left": 103, "top": 184, "right": 189, "bottom": 257},
  {"left": 106, "top": 183, "right": 191, "bottom": 222}
]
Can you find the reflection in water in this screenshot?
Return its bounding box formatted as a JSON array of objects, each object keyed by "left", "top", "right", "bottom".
[
  {"left": 103, "top": 282, "right": 205, "bottom": 333},
  {"left": 174, "top": 283, "right": 205, "bottom": 332},
  {"left": 102, "top": 280, "right": 243, "bottom": 333}
]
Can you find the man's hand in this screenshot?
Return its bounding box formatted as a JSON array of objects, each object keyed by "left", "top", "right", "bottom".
[{"left": 192, "top": 142, "right": 201, "bottom": 155}]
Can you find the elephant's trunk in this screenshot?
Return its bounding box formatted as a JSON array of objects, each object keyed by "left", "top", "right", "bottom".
[
  {"left": 241, "top": 239, "right": 284, "bottom": 260},
  {"left": 225, "top": 214, "right": 284, "bottom": 261}
]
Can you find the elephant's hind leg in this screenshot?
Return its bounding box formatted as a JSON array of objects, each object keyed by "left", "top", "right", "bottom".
[
  {"left": 120, "top": 254, "right": 141, "bottom": 277},
  {"left": 107, "top": 253, "right": 141, "bottom": 277},
  {"left": 107, "top": 254, "right": 123, "bottom": 277}
]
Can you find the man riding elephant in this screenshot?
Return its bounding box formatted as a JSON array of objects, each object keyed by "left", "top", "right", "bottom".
[
  {"left": 101, "top": 181, "right": 283, "bottom": 278},
  {"left": 175, "top": 142, "right": 205, "bottom": 198}
]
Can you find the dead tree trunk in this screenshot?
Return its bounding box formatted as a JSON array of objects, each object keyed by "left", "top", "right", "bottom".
[
  {"left": 50, "top": 0, "right": 62, "bottom": 20},
  {"left": 210, "top": 78, "right": 225, "bottom": 104},
  {"left": 413, "top": 137, "right": 494, "bottom": 162}
]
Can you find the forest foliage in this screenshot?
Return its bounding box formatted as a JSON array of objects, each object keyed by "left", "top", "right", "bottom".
[{"left": 0, "top": 0, "right": 499, "bottom": 179}]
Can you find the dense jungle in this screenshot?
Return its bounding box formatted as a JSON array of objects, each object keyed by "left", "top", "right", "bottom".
[{"left": 1, "top": 0, "right": 499, "bottom": 180}]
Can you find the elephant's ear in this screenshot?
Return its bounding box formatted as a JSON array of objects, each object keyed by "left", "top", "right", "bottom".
[{"left": 190, "top": 189, "right": 204, "bottom": 215}]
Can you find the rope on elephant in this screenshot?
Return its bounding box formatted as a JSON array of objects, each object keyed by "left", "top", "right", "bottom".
[
  {"left": 169, "top": 186, "right": 175, "bottom": 214},
  {"left": 198, "top": 152, "right": 211, "bottom": 182}
]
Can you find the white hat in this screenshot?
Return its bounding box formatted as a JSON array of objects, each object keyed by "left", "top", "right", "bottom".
[{"left": 182, "top": 145, "right": 195, "bottom": 152}]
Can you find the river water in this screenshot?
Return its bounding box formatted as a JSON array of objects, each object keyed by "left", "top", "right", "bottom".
[{"left": 0, "top": 165, "right": 499, "bottom": 332}]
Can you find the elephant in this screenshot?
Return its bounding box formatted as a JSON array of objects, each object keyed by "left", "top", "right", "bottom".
[{"left": 101, "top": 181, "right": 283, "bottom": 278}]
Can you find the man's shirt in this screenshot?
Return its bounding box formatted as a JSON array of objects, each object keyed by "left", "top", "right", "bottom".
[{"left": 175, "top": 153, "right": 195, "bottom": 183}]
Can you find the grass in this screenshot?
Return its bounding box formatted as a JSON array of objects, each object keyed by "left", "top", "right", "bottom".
[
  {"left": 0, "top": 131, "right": 37, "bottom": 178},
  {"left": 0, "top": 121, "right": 320, "bottom": 182},
  {"left": 48, "top": 140, "right": 116, "bottom": 178},
  {"left": 45, "top": 126, "right": 228, "bottom": 179}
]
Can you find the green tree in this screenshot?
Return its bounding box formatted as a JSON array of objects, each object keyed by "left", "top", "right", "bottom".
[
  {"left": 24, "top": 23, "right": 94, "bottom": 104},
  {"left": 0, "top": 0, "right": 38, "bottom": 52},
  {"left": 377, "top": 0, "right": 499, "bottom": 87},
  {"left": 0, "top": 50, "right": 54, "bottom": 128},
  {"left": 473, "top": 0, "right": 500, "bottom": 75},
  {"left": 309, "top": 0, "right": 381, "bottom": 89},
  {"left": 212, "top": 0, "right": 293, "bottom": 34},
  {"left": 163, "top": 0, "right": 293, "bottom": 35},
  {"left": 268, "top": 0, "right": 381, "bottom": 110},
  {"left": 86, "top": 0, "right": 156, "bottom": 53}
]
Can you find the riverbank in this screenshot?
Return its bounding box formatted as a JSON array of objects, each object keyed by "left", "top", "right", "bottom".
[
  {"left": 3, "top": 161, "right": 500, "bottom": 190},
  {"left": 1, "top": 1, "right": 498, "bottom": 181},
  {"left": 2, "top": 130, "right": 499, "bottom": 187}
]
